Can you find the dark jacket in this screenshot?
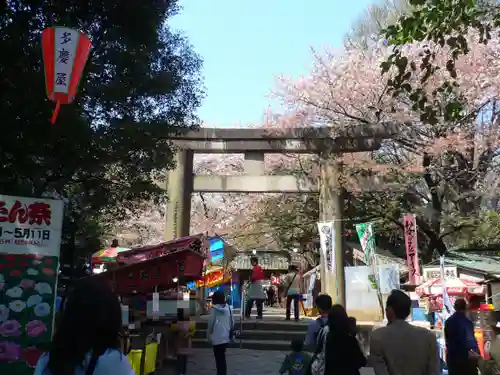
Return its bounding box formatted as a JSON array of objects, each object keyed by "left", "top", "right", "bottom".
[
  {"left": 444, "top": 311, "right": 479, "bottom": 361},
  {"left": 324, "top": 328, "right": 366, "bottom": 375}
]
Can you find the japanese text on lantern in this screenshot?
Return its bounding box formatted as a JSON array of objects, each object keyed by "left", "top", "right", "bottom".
[
  {"left": 404, "top": 214, "right": 421, "bottom": 284},
  {"left": 53, "top": 28, "right": 78, "bottom": 93},
  {"left": 0, "top": 195, "right": 63, "bottom": 255}
]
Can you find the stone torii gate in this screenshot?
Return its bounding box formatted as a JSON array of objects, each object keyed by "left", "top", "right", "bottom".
[{"left": 165, "top": 124, "right": 398, "bottom": 305}]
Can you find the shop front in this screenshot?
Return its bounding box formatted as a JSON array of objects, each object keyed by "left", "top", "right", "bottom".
[
  {"left": 186, "top": 236, "right": 239, "bottom": 307},
  {"left": 416, "top": 277, "right": 486, "bottom": 328}
]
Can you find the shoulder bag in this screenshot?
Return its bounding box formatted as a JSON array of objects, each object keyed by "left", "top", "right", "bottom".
[{"left": 283, "top": 272, "right": 298, "bottom": 297}]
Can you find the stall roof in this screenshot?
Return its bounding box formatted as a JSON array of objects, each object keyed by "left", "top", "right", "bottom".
[
  {"left": 427, "top": 251, "right": 500, "bottom": 277},
  {"left": 90, "top": 248, "right": 204, "bottom": 280},
  {"left": 231, "top": 250, "right": 292, "bottom": 271},
  {"left": 116, "top": 233, "right": 208, "bottom": 265}
]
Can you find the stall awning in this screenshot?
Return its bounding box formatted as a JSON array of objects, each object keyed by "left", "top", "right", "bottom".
[
  {"left": 416, "top": 277, "right": 485, "bottom": 297},
  {"left": 92, "top": 248, "right": 205, "bottom": 294},
  {"left": 116, "top": 233, "right": 209, "bottom": 265}
]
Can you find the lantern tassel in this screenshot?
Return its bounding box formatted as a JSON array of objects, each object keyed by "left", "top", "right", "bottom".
[{"left": 50, "top": 101, "right": 61, "bottom": 124}]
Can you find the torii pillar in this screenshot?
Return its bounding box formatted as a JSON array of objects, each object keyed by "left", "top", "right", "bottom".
[{"left": 165, "top": 150, "right": 193, "bottom": 240}]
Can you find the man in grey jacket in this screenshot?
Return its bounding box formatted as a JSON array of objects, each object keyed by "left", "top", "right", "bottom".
[{"left": 368, "top": 289, "right": 439, "bottom": 375}]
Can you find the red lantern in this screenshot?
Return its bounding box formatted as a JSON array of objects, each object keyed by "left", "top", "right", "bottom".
[{"left": 41, "top": 27, "right": 91, "bottom": 124}]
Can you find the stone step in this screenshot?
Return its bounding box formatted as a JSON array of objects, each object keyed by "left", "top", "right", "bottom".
[
  {"left": 196, "top": 319, "right": 310, "bottom": 332},
  {"left": 192, "top": 338, "right": 292, "bottom": 351},
  {"left": 194, "top": 329, "right": 305, "bottom": 342}
]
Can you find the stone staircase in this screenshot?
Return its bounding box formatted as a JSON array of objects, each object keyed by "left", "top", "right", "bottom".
[
  {"left": 193, "top": 307, "right": 308, "bottom": 351},
  {"left": 194, "top": 320, "right": 307, "bottom": 350}
]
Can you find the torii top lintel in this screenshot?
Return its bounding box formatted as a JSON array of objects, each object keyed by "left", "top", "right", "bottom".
[{"left": 169, "top": 122, "right": 400, "bottom": 154}]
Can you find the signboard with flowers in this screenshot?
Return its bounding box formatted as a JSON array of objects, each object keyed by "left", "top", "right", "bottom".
[{"left": 0, "top": 195, "right": 63, "bottom": 374}]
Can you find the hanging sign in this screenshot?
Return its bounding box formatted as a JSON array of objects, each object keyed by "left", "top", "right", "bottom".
[
  {"left": 0, "top": 195, "right": 63, "bottom": 375},
  {"left": 317, "top": 222, "right": 334, "bottom": 272},
  {"left": 355, "top": 223, "right": 375, "bottom": 264},
  {"left": 41, "top": 27, "right": 92, "bottom": 124},
  {"left": 403, "top": 214, "right": 421, "bottom": 284}
]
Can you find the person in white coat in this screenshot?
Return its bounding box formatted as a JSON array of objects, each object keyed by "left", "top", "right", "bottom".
[{"left": 208, "top": 290, "right": 234, "bottom": 375}]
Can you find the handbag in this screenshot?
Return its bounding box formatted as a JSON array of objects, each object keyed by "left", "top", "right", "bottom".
[
  {"left": 308, "top": 326, "right": 328, "bottom": 375},
  {"left": 283, "top": 272, "right": 298, "bottom": 297},
  {"left": 228, "top": 305, "right": 239, "bottom": 340}
]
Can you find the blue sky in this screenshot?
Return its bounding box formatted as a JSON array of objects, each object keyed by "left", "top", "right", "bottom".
[{"left": 170, "top": 0, "right": 375, "bottom": 128}]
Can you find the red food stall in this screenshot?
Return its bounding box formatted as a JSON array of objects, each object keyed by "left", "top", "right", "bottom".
[{"left": 97, "top": 234, "right": 209, "bottom": 295}]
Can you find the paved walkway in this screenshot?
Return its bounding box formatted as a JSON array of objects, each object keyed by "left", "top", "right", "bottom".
[{"left": 157, "top": 348, "right": 375, "bottom": 375}]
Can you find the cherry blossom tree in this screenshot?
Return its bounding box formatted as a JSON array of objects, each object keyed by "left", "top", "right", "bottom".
[
  {"left": 263, "top": 33, "right": 500, "bottom": 258},
  {"left": 111, "top": 153, "right": 268, "bottom": 247}
]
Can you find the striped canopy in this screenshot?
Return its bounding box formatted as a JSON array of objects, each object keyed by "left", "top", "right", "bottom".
[{"left": 91, "top": 247, "right": 130, "bottom": 264}]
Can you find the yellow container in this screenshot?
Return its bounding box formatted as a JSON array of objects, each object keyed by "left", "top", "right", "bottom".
[
  {"left": 128, "top": 342, "right": 159, "bottom": 375},
  {"left": 170, "top": 321, "right": 196, "bottom": 337}
]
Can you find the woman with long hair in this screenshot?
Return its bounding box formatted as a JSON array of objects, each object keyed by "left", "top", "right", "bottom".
[
  {"left": 34, "top": 277, "right": 134, "bottom": 375},
  {"left": 311, "top": 304, "right": 366, "bottom": 375}
]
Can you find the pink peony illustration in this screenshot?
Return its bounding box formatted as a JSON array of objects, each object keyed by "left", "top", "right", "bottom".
[
  {"left": 0, "top": 320, "right": 21, "bottom": 337},
  {"left": 42, "top": 267, "right": 55, "bottom": 276},
  {"left": 26, "top": 320, "right": 47, "bottom": 337},
  {"left": 20, "top": 279, "right": 35, "bottom": 289},
  {"left": 0, "top": 341, "right": 21, "bottom": 362}
]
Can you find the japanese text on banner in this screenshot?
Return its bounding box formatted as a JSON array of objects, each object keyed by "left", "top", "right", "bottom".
[
  {"left": 317, "top": 222, "right": 333, "bottom": 272},
  {"left": 0, "top": 195, "right": 64, "bottom": 256},
  {"left": 53, "top": 28, "right": 79, "bottom": 94},
  {"left": 403, "top": 214, "right": 421, "bottom": 284}
]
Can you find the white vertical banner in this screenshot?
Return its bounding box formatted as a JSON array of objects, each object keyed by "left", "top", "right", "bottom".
[
  {"left": 152, "top": 292, "right": 160, "bottom": 320},
  {"left": 317, "top": 221, "right": 334, "bottom": 272},
  {"left": 440, "top": 255, "right": 454, "bottom": 318},
  {"left": 330, "top": 224, "right": 336, "bottom": 272}
]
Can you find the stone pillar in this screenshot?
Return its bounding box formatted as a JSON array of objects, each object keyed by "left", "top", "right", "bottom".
[
  {"left": 319, "top": 157, "right": 345, "bottom": 306},
  {"left": 165, "top": 150, "right": 194, "bottom": 241}
]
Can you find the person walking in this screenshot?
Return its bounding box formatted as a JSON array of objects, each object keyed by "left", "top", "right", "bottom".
[
  {"left": 304, "top": 294, "right": 332, "bottom": 350},
  {"left": 310, "top": 304, "right": 366, "bottom": 375},
  {"left": 245, "top": 257, "right": 266, "bottom": 319},
  {"left": 34, "top": 277, "right": 134, "bottom": 375},
  {"left": 267, "top": 286, "right": 276, "bottom": 307},
  {"left": 282, "top": 265, "right": 301, "bottom": 321},
  {"left": 368, "top": 289, "right": 439, "bottom": 375},
  {"left": 444, "top": 299, "right": 480, "bottom": 375},
  {"left": 207, "top": 290, "right": 234, "bottom": 375}
]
